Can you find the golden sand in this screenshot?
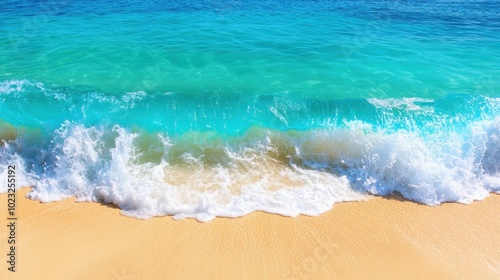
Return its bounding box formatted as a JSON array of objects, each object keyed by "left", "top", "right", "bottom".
[{"left": 0, "top": 188, "right": 499, "bottom": 279}]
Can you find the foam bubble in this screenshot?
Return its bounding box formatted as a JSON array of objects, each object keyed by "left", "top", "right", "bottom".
[
  {"left": 0, "top": 80, "right": 30, "bottom": 94},
  {"left": 368, "top": 97, "right": 434, "bottom": 111},
  {"left": 21, "top": 123, "right": 365, "bottom": 221},
  {"left": 1, "top": 117, "right": 498, "bottom": 221}
]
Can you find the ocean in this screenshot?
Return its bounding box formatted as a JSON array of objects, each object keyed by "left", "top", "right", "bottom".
[{"left": 0, "top": 0, "right": 499, "bottom": 221}]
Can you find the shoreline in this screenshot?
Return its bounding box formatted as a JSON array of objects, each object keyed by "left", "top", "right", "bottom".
[{"left": 0, "top": 188, "right": 499, "bottom": 279}]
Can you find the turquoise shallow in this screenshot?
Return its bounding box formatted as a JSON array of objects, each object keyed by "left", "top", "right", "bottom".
[{"left": 1, "top": 0, "right": 499, "bottom": 221}]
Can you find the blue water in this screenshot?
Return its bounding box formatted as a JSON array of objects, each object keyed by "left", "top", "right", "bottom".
[{"left": 0, "top": 0, "right": 499, "bottom": 221}]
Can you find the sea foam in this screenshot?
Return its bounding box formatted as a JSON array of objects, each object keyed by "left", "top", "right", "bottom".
[
  {"left": 1, "top": 118, "right": 498, "bottom": 221},
  {"left": 1, "top": 80, "right": 499, "bottom": 221}
]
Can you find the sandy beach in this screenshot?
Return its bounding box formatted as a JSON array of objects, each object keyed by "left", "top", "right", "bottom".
[
  {"left": 0, "top": 188, "right": 499, "bottom": 280},
  {"left": 2, "top": 1, "right": 500, "bottom": 279}
]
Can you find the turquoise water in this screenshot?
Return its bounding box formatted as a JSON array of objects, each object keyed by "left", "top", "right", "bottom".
[
  {"left": 2, "top": 0, "right": 499, "bottom": 98},
  {"left": 1, "top": 0, "right": 499, "bottom": 221}
]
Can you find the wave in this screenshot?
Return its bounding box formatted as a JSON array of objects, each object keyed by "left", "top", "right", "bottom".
[
  {"left": 0, "top": 80, "right": 499, "bottom": 221},
  {"left": 1, "top": 80, "right": 499, "bottom": 133}
]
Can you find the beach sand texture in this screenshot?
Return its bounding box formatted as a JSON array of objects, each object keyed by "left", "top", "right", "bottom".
[{"left": 0, "top": 189, "right": 498, "bottom": 280}]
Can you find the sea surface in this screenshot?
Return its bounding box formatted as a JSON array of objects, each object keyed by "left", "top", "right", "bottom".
[{"left": 1, "top": 0, "right": 499, "bottom": 221}]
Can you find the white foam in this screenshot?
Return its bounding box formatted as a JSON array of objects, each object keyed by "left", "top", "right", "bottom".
[
  {"left": 1, "top": 118, "right": 499, "bottom": 221},
  {"left": 368, "top": 97, "right": 434, "bottom": 111},
  {"left": 0, "top": 145, "right": 37, "bottom": 193},
  {"left": 303, "top": 123, "right": 490, "bottom": 205},
  {"left": 21, "top": 123, "right": 365, "bottom": 221},
  {"left": 0, "top": 80, "right": 30, "bottom": 94}
]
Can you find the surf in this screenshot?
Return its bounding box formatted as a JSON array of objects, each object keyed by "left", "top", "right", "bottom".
[{"left": 1, "top": 80, "right": 499, "bottom": 221}]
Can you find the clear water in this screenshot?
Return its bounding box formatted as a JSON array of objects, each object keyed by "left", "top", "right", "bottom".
[{"left": 1, "top": 0, "right": 499, "bottom": 221}]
